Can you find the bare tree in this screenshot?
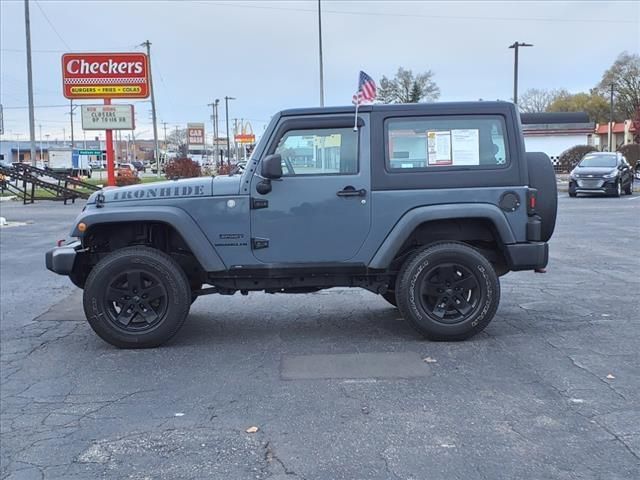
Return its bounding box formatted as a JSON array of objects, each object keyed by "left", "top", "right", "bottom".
[
  {"left": 377, "top": 67, "right": 440, "bottom": 104},
  {"left": 597, "top": 51, "right": 640, "bottom": 120},
  {"left": 518, "top": 88, "right": 567, "bottom": 113},
  {"left": 167, "top": 128, "right": 188, "bottom": 156}
]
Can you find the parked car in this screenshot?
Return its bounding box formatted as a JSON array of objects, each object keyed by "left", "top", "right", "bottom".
[
  {"left": 569, "top": 152, "right": 634, "bottom": 197},
  {"left": 116, "top": 163, "right": 138, "bottom": 176},
  {"left": 131, "top": 161, "right": 146, "bottom": 173}
]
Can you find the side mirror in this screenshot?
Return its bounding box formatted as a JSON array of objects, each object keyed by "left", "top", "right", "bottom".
[{"left": 261, "top": 154, "right": 283, "bottom": 179}]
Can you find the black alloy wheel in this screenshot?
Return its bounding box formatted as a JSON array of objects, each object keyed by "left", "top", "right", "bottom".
[
  {"left": 418, "top": 263, "right": 481, "bottom": 325},
  {"left": 104, "top": 270, "right": 168, "bottom": 332}
]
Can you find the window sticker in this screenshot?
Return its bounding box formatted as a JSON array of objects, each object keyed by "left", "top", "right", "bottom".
[
  {"left": 427, "top": 131, "right": 452, "bottom": 165},
  {"left": 451, "top": 129, "right": 480, "bottom": 166}
]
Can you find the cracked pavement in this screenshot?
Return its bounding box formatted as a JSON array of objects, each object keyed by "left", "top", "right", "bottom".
[{"left": 1, "top": 195, "right": 639, "bottom": 479}]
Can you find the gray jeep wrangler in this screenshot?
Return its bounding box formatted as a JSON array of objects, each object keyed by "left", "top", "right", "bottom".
[{"left": 46, "top": 102, "right": 557, "bottom": 348}]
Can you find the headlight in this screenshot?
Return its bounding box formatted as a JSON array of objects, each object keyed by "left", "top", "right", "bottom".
[{"left": 603, "top": 170, "right": 618, "bottom": 179}]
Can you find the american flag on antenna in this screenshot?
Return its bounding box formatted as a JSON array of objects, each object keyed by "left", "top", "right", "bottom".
[{"left": 352, "top": 71, "right": 377, "bottom": 105}]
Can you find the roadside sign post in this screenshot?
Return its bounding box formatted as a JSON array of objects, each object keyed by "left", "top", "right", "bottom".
[
  {"left": 104, "top": 99, "right": 115, "bottom": 186},
  {"left": 61, "top": 52, "right": 150, "bottom": 186}
]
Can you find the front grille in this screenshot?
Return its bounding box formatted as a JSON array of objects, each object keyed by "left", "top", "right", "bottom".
[{"left": 577, "top": 179, "right": 604, "bottom": 189}]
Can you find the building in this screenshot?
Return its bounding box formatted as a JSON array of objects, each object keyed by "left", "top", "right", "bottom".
[
  {"left": 593, "top": 120, "right": 637, "bottom": 150},
  {"left": 522, "top": 120, "right": 595, "bottom": 168},
  {"left": 0, "top": 140, "right": 102, "bottom": 164}
]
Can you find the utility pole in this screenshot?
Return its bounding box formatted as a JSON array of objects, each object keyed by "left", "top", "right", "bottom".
[
  {"left": 24, "top": 0, "right": 37, "bottom": 165},
  {"left": 162, "top": 121, "right": 168, "bottom": 150},
  {"left": 318, "top": 0, "right": 324, "bottom": 107},
  {"left": 233, "top": 118, "right": 239, "bottom": 162},
  {"left": 207, "top": 101, "right": 216, "bottom": 162},
  {"left": 508, "top": 41, "right": 533, "bottom": 105},
  {"left": 608, "top": 83, "right": 615, "bottom": 152},
  {"left": 214, "top": 99, "right": 220, "bottom": 166},
  {"left": 224, "top": 96, "right": 235, "bottom": 166},
  {"left": 16, "top": 133, "right": 21, "bottom": 163},
  {"left": 38, "top": 124, "right": 42, "bottom": 161},
  {"left": 141, "top": 40, "right": 160, "bottom": 176}
]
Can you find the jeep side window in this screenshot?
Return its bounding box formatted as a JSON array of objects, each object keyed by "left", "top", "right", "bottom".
[
  {"left": 386, "top": 116, "right": 508, "bottom": 171},
  {"left": 274, "top": 127, "right": 358, "bottom": 176}
]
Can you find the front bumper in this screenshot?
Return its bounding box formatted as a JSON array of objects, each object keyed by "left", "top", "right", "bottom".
[
  {"left": 45, "top": 240, "right": 81, "bottom": 275},
  {"left": 505, "top": 242, "right": 548, "bottom": 271},
  {"left": 569, "top": 178, "right": 618, "bottom": 194}
]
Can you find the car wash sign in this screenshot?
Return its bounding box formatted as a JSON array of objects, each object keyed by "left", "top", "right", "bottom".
[{"left": 62, "top": 53, "right": 149, "bottom": 99}]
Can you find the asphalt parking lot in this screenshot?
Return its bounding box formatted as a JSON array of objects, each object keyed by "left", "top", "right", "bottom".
[{"left": 1, "top": 194, "right": 639, "bottom": 480}]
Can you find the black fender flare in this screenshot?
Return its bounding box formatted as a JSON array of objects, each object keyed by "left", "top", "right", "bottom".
[
  {"left": 70, "top": 206, "right": 227, "bottom": 272},
  {"left": 368, "top": 203, "right": 516, "bottom": 269}
]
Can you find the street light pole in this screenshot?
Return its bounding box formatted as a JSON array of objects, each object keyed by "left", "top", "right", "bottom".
[
  {"left": 508, "top": 41, "right": 533, "bottom": 105},
  {"left": 318, "top": 0, "right": 324, "bottom": 107},
  {"left": 23, "top": 0, "right": 37, "bottom": 165},
  {"left": 141, "top": 40, "right": 160, "bottom": 177},
  {"left": 224, "top": 96, "right": 235, "bottom": 167}
]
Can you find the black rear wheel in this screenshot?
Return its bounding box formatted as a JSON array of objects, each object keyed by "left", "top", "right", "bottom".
[
  {"left": 396, "top": 242, "right": 500, "bottom": 341},
  {"left": 83, "top": 246, "right": 191, "bottom": 348}
]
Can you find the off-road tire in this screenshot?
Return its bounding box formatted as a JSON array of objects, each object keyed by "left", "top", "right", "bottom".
[
  {"left": 381, "top": 291, "right": 398, "bottom": 307},
  {"left": 83, "top": 246, "right": 191, "bottom": 348},
  {"left": 396, "top": 242, "right": 500, "bottom": 341},
  {"left": 569, "top": 191, "right": 577, "bottom": 198}
]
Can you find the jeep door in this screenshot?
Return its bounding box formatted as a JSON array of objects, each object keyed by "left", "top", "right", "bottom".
[{"left": 250, "top": 116, "right": 371, "bottom": 264}]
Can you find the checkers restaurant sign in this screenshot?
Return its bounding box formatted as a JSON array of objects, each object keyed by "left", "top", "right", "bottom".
[{"left": 61, "top": 53, "right": 149, "bottom": 99}]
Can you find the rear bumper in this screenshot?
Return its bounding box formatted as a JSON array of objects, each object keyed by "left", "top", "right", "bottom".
[
  {"left": 505, "top": 242, "right": 548, "bottom": 271},
  {"left": 45, "top": 240, "right": 81, "bottom": 275}
]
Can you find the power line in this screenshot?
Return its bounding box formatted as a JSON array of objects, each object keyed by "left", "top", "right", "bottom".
[
  {"left": 205, "top": 1, "right": 637, "bottom": 24},
  {"left": 4, "top": 101, "right": 152, "bottom": 109},
  {"left": 33, "top": 0, "right": 72, "bottom": 51}
]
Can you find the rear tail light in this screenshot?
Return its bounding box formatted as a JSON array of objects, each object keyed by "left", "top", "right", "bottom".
[{"left": 527, "top": 188, "right": 538, "bottom": 215}]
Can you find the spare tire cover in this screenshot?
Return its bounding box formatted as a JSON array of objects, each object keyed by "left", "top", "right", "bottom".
[{"left": 526, "top": 152, "right": 557, "bottom": 242}]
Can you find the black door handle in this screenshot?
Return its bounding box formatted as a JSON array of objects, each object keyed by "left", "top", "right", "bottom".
[{"left": 337, "top": 186, "right": 367, "bottom": 197}]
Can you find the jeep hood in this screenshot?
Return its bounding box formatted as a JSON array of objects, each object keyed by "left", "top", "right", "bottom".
[{"left": 89, "top": 175, "right": 242, "bottom": 204}]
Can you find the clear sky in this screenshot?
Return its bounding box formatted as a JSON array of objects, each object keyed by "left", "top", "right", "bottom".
[{"left": 1, "top": 0, "right": 638, "bottom": 142}]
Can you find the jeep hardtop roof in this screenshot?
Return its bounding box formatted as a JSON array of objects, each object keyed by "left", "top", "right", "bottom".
[{"left": 279, "top": 101, "right": 511, "bottom": 117}]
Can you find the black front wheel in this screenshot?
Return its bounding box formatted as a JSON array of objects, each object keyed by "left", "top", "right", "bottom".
[
  {"left": 624, "top": 179, "right": 633, "bottom": 195},
  {"left": 83, "top": 246, "right": 191, "bottom": 348},
  {"left": 396, "top": 242, "right": 500, "bottom": 341}
]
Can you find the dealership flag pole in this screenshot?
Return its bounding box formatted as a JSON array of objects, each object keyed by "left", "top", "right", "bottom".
[{"left": 105, "top": 99, "right": 115, "bottom": 186}]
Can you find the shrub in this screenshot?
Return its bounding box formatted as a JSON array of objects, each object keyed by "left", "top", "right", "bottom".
[
  {"left": 164, "top": 157, "right": 201, "bottom": 179},
  {"left": 216, "top": 163, "right": 233, "bottom": 175},
  {"left": 557, "top": 145, "right": 597, "bottom": 173},
  {"left": 618, "top": 143, "right": 640, "bottom": 169},
  {"left": 115, "top": 169, "right": 141, "bottom": 186}
]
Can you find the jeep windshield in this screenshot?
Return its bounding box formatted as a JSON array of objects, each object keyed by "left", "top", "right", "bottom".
[{"left": 578, "top": 154, "right": 616, "bottom": 168}]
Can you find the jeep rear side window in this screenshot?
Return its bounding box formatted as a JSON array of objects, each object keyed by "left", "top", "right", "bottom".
[
  {"left": 385, "top": 116, "right": 508, "bottom": 171},
  {"left": 274, "top": 127, "right": 358, "bottom": 176}
]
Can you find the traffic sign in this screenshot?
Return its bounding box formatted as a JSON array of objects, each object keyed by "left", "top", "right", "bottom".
[
  {"left": 61, "top": 53, "right": 149, "bottom": 99},
  {"left": 77, "top": 149, "right": 103, "bottom": 156}
]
